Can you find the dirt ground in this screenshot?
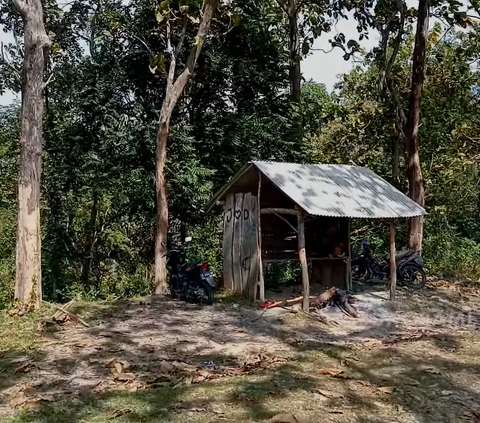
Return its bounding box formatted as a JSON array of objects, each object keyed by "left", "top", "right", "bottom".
[{"left": 2, "top": 280, "right": 480, "bottom": 422}]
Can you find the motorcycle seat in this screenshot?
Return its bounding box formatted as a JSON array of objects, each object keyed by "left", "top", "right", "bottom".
[{"left": 385, "top": 250, "right": 415, "bottom": 261}]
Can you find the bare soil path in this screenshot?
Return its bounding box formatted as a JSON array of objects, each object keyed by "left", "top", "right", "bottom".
[{"left": 2, "top": 281, "right": 480, "bottom": 422}]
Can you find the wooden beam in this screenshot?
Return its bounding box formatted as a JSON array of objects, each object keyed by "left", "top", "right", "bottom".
[
  {"left": 257, "top": 177, "right": 265, "bottom": 302},
  {"left": 268, "top": 210, "right": 298, "bottom": 234},
  {"left": 297, "top": 209, "right": 310, "bottom": 310},
  {"left": 389, "top": 221, "right": 397, "bottom": 301},
  {"left": 261, "top": 208, "right": 297, "bottom": 216}
]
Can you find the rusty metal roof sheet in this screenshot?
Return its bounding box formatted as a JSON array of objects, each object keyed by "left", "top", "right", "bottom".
[
  {"left": 253, "top": 161, "right": 425, "bottom": 218},
  {"left": 207, "top": 161, "right": 426, "bottom": 219}
]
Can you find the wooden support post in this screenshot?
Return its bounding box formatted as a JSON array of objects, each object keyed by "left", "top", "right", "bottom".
[
  {"left": 257, "top": 176, "right": 265, "bottom": 302},
  {"left": 346, "top": 219, "right": 352, "bottom": 291},
  {"left": 389, "top": 221, "right": 397, "bottom": 301},
  {"left": 297, "top": 209, "right": 310, "bottom": 310}
]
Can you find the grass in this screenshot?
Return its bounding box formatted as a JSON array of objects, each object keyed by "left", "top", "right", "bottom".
[{"left": 0, "top": 310, "right": 47, "bottom": 357}]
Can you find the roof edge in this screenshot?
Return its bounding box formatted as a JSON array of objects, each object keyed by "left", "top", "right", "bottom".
[{"left": 204, "top": 163, "right": 254, "bottom": 213}]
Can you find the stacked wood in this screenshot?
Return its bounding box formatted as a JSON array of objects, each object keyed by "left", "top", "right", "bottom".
[{"left": 263, "top": 287, "right": 358, "bottom": 318}]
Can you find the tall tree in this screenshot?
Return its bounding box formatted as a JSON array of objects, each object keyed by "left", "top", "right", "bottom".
[
  {"left": 275, "top": 0, "right": 303, "bottom": 103},
  {"left": 12, "top": 0, "right": 50, "bottom": 308},
  {"left": 404, "top": 0, "right": 429, "bottom": 252},
  {"left": 155, "top": 0, "right": 219, "bottom": 295}
]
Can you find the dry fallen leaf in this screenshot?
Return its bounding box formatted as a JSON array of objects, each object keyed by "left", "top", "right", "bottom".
[
  {"left": 15, "top": 361, "right": 34, "bottom": 374},
  {"left": 315, "top": 389, "right": 344, "bottom": 399},
  {"left": 159, "top": 360, "right": 176, "bottom": 373},
  {"left": 115, "top": 373, "right": 136, "bottom": 382},
  {"left": 143, "top": 344, "right": 155, "bottom": 353},
  {"left": 363, "top": 340, "right": 382, "bottom": 349},
  {"left": 10, "top": 392, "right": 29, "bottom": 408},
  {"left": 107, "top": 358, "right": 131, "bottom": 374},
  {"left": 173, "top": 398, "right": 211, "bottom": 412},
  {"left": 271, "top": 412, "right": 305, "bottom": 423},
  {"left": 378, "top": 386, "right": 395, "bottom": 394},
  {"left": 172, "top": 360, "right": 197, "bottom": 372},
  {"left": 210, "top": 403, "right": 224, "bottom": 415},
  {"left": 318, "top": 368, "right": 344, "bottom": 377},
  {"left": 110, "top": 408, "right": 132, "bottom": 418},
  {"left": 462, "top": 408, "right": 480, "bottom": 421}
]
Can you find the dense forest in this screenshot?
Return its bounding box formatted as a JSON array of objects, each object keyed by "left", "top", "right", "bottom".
[{"left": 1, "top": 0, "right": 480, "bottom": 308}]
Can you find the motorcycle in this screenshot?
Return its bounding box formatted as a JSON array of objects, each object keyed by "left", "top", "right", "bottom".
[
  {"left": 351, "top": 239, "right": 426, "bottom": 290},
  {"left": 166, "top": 237, "right": 216, "bottom": 304}
]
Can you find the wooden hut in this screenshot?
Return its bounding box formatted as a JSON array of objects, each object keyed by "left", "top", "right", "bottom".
[{"left": 206, "top": 161, "right": 426, "bottom": 307}]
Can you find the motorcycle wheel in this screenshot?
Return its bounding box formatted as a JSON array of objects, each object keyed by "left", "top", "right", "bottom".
[
  {"left": 399, "top": 263, "right": 426, "bottom": 290},
  {"left": 196, "top": 282, "right": 214, "bottom": 305},
  {"left": 352, "top": 263, "right": 369, "bottom": 281}
]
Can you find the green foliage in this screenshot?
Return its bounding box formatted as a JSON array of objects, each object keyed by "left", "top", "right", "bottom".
[{"left": 423, "top": 217, "right": 480, "bottom": 280}]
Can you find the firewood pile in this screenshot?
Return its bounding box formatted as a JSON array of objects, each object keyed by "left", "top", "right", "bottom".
[{"left": 261, "top": 287, "right": 358, "bottom": 318}]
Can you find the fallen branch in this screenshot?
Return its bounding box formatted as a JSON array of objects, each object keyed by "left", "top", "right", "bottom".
[
  {"left": 305, "top": 311, "right": 328, "bottom": 324},
  {"left": 52, "top": 298, "right": 74, "bottom": 320},
  {"left": 43, "top": 301, "right": 90, "bottom": 327},
  {"left": 263, "top": 295, "right": 319, "bottom": 309}
]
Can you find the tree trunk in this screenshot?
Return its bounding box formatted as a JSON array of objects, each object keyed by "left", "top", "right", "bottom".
[
  {"left": 81, "top": 191, "right": 99, "bottom": 287},
  {"left": 155, "top": 116, "right": 170, "bottom": 295},
  {"left": 287, "top": 0, "right": 303, "bottom": 148},
  {"left": 13, "top": 0, "right": 50, "bottom": 308},
  {"left": 154, "top": 0, "right": 218, "bottom": 295},
  {"left": 287, "top": 1, "right": 301, "bottom": 103},
  {"left": 391, "top": 133, "right": 400, "bottom": 187},
  {"left": 404, "top": 0, "right": 429, "bottom": 253}
]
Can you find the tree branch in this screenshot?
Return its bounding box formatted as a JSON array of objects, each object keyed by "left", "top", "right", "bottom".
[
  {"left": 275, "top": 0, "right": 289, "bottom": 15},
  {"left": 1, "top": 42, "right": 22, "bottom": 82},
  {"left": 162, "top": 0, "right": 218, "bottom": 119},
  {"left": 386, "top": 0, "right": 405, "bottom": 77},
  {"left": 12, "top": 0, "right": 29, "bottom": 18},
  {"left": 175, "top": 19, "right": 188, "bottom": 56}
]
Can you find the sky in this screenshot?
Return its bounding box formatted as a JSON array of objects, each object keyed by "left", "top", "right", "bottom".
[{"left": 0, "top": 12, "right": 380, "bottom": 107}]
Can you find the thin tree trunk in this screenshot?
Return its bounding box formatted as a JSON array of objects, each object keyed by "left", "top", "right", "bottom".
[
  {"left": 81, "top": 191, "right": 99, "bottom": 287},
  {"left": 276, "top": 0, "right": 303, "bottom": 151},
  {"left": 13, "top": 0, "right": 50, "bottom": 308},
  {"left": 287, "top": 0, "right": 303, "bottom": 147},
  {"left": 287, "top": 2, "right": 301, "bottom": 103},
  {"left": 154, "top": 0, "right": 218, "bottom": 295},
  {"left": 391, "top": 133, "right": 400, "bottom": 186},
  {"left": 155, "top": 117, "right": 170, "bottom": 295},
  {"left": 404, "top": 0, "right": 429, "bottom": 253}
]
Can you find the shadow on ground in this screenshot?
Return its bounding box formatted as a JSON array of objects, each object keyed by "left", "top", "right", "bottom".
[{"left": 2, "top": 284, "right": 480, "bottom": 422}]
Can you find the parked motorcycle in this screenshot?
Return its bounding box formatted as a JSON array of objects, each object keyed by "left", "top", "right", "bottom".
[
  {"left": 166, "top": 237, "right": 216, "bottom": 304},
  {"left": 351, "top": 239, "right": 426, "bottom": 290}
]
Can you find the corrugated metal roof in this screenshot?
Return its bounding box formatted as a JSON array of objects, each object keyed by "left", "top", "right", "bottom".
[{"left": 253, "top": 161, "right": 425, "bottom": 218}]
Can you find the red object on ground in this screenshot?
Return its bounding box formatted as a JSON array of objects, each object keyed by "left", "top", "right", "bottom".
[{"left": 261, "top": 301, "right": 275, "bottom": 308}]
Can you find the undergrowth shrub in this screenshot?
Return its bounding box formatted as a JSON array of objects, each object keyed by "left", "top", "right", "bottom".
[{"left": 423, "top": 216, "right": 480, "bottom": 280}]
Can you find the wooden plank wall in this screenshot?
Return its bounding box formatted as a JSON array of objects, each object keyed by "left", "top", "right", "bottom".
[
  {"left": 222, "top": 193, "right": 235, "bottom": 290},
  {"left": 223, "top": 192, "right": 259, "bottom": 297}
]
